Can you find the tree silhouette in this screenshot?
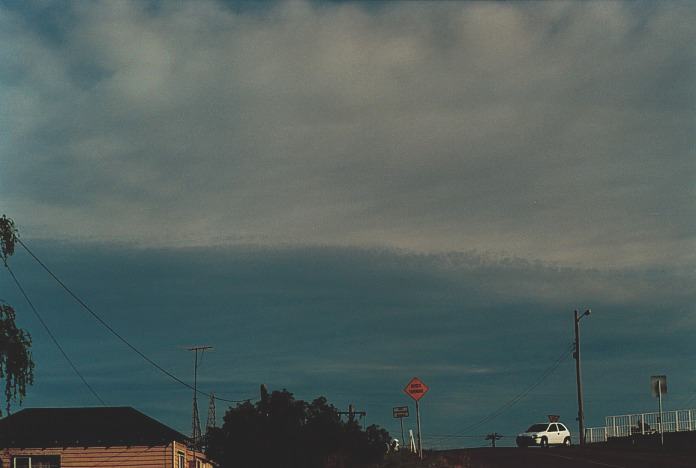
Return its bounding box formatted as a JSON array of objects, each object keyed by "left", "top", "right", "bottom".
[
  {"left": 0, "top": 303, "right": 34, "bottom": 416},
  {"left": 206, "top": 388, "right": 390, "bottom": 468},
  {"left": 0, "top": 215, "right": 35, "bottom": 416},
  {"left": 0, "top": 215, "right": 18, "bottom": 266}
]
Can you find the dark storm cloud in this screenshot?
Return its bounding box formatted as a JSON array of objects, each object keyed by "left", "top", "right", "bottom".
[
  {"left": 1, "top": 0, "right": 695, "bottom": 449},
  {"left": 1, "top": 1, "right": 694, "bottom": 267},
  {"left": 2, "top": 242, "right": 694, "bottom": 440}
]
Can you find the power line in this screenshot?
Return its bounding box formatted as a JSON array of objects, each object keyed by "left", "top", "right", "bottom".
[
  {"left": 16, "top": 238, "right": 250, "bottom": 405},
  {"left": 454, "top": 342, "right": 575, "bottom": 435},
  {"left": 4, "top": 263, "right": 106, "bottom": 406}
]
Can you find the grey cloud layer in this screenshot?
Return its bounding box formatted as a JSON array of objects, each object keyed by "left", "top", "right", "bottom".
[
  {"left": 1, "top": 1, "right": 694, "bottom": 267},
  {"left": 2, "top": 242, "right": 694, "bottom": 440}
]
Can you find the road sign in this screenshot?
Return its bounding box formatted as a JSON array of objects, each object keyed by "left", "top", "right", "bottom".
[
  {"left": 393, "top": 406, "right": 409, "bottom": 452},
  {"left": 404, "top": 377, "right": 429, "bottom": 401},
  {"left": 650, "top": 375, "right": 667, "bottom": 447},
  {"left": 404, "top": 377, "right": 428, "bottom": 460},
  {"left": 651, "top": 375, "right": 667, "bottom": 397}
]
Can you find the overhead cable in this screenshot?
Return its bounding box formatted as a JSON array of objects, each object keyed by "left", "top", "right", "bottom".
[
  {"left": 17, "top": 238, "right": 250, "bottom": 404},
  {"left": 4, "top": 263, "right": 106, "bottom": 406},
  {"left": 454, "top": 342, "right": 575, "bottom": 434}
]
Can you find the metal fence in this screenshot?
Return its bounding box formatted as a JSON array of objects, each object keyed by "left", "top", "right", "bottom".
[
  {"left": 585, "top": 426, "right": 607, "bottom": 443},
  {"left": 585, "top": 408, "right": 696, "bottom": 444}
]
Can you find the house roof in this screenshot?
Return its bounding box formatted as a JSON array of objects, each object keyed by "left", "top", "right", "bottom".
[{"left": 0, "top": 407, "right": 190, "bottom": 447}]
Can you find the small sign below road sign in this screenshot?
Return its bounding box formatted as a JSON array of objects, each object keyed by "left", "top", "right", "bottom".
[
  {"left": 404, "top": 377, "right": 429, "bottom": 401},
  {"left": 393, "top": 406, "right": 409, "bottom": 418}
]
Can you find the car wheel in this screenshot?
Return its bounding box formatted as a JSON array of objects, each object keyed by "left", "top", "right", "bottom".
[
  {"left": 563, "top": 437, "right": 571, "bottom": 447},
  {"left": 540, "top": 437, "right": 548, "bottom": 448}
]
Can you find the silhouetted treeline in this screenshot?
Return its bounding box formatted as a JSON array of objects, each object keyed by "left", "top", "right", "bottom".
[{"left": 206, "top": 388, "right": 390, "bottom": 468}]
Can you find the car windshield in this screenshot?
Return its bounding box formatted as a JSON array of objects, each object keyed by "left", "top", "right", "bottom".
[{"left": 526, "top": 424, "right": 549, "bottom": 432}]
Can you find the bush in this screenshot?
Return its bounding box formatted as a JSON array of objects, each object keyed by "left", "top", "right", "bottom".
[{"left": 206, "top": 388, "right": 390, "bottom": 468}]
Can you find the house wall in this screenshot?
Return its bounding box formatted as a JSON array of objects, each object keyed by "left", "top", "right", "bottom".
[
  {"left": 0, "top": 443, "right": 213, "bottom": 468},
  {"left": 1, "top": 444, "right": 173, "bottom": 468},
  {"left": 171, "top": 441, "right": 214, "bottom": 468}
]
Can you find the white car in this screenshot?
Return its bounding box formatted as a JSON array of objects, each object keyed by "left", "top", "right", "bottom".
[{"left": 516, "top": 422, "right": 572, "bottom": 448}]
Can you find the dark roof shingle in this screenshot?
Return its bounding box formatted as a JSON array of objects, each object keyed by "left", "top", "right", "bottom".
[{"left": 0, "top": 407, "right": 189, "bottom": 447}]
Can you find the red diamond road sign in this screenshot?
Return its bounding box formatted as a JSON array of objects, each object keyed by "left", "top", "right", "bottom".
[{"left": 404, "top": 377, "right": 429, "bottom": 401}]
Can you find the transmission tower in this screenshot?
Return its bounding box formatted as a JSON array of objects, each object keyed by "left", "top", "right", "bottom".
[
  {"left": 206, "top": 392, "right": 217, "bottom": 432},
  {"left": 188, "top": 346, "right": 212, "bottom": 448}
]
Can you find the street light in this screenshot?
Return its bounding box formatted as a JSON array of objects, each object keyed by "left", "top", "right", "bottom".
[{"left": 574, "top": 309, "right": 590, "bottom": 446}]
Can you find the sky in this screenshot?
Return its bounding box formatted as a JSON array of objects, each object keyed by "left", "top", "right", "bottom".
[{"left": 1, "top": 0, "right": 695, "bottom": 448}]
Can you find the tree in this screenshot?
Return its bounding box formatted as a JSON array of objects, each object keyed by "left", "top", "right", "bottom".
[
  {"left": 206, "top": 388, "right": 390, "bottom": 468},
  {"left": 0, "top": 215, "right": 18, "bottom": 266},
  {"left": 0, "top": 215, "right": 35, "bottom": 416},
  {"left": 0, "top": 304, "right": 34, "bottom": 416}
]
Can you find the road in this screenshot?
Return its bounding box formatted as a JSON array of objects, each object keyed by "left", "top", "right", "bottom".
[{"left": 434, "top": 447, "right": 696, "bottom": 468}]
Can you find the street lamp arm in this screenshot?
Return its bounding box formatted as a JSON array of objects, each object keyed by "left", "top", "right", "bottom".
[{"left": 575, "top": 309, "right": 591, "bottom": 323}]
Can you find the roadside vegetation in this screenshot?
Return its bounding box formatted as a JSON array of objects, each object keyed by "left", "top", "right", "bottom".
[
  {"left": 0, "top": 215, "right": 35, "bottom": 416},
  {"left": 206, "top": 386, "right": 390, "bottom": 468}
]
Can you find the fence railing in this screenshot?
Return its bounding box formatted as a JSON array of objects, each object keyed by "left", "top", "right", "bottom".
[
  {"left": 585, "top": 408, "right": 696, "bottom": 444},
  {"left": 585, "top": 426, "right": 607, "bottom": 443}
]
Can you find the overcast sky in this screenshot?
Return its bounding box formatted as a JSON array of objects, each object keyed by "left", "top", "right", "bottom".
[{"left": 1, "top": 0, "right": 695, "bottom": 447}]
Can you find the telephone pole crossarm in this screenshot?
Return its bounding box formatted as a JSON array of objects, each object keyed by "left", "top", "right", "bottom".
[{"left": 337, "top": 404, "right": 366, "bottom": 422}]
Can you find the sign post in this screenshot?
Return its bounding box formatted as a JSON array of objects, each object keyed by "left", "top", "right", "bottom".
[
  {"left": 393, "top": 406, "right": 409, "bottom": 449},
  {"left": 404, "top": 377, "right": 429, "bottom": 460},
  {"left": 651, "top": 375, "right": 667, "bottom": 446}
]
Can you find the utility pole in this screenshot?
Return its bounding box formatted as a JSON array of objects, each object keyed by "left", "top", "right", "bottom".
[
  {"left": 574, "top": 309, "right": 590, "bottom": 446},
  {"left": 338, "top": 404, "right": 366, "bottom": 428},
  {"left": 188, "top": 345, "right": 212, "bottom": 449},
  {"left": 485, "top": 432, "right": 502, "bottom": 448}
]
